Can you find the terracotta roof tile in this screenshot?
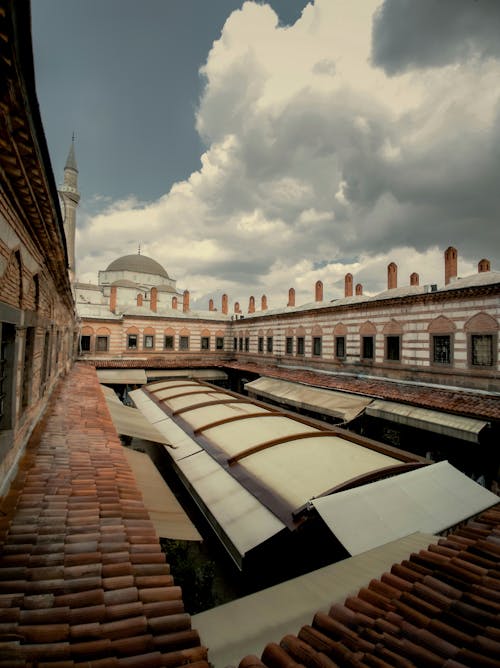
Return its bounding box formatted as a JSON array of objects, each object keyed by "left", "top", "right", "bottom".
[
  {"left": 0, "top": 364, "right": 208, "bottom": 667},
  {"left": 238, "top": 504, "right": 500, "bottom": 668}
]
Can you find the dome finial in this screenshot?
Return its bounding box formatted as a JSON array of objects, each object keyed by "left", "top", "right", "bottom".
[
  {"left": 65, "top": 135, "right": 78, "bottom": 172},
  {"left": 138, "top": 243, "right": 141, "bottom": 255}
]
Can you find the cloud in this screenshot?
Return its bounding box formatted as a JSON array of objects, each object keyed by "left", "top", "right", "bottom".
[
  {"left": 372, "top": 0, "right": 500, "bottom": 75},
  {"left": 77, "top": 0, "right": 500, "bottom": 310}
]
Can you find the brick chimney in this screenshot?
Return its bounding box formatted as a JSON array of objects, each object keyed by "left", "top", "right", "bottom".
[
  {"left": 110, "top": 285, "right": 117, "bottom": 313},
  {"left": 444, "top": 246, "right": 457, "bottom": 285},
  {"left": 315, "top": 280, "right": 323, "bottom": 302},
  {"left": 287, "top": 287, "right": 295, "bottom": 307},
  {"left": 248, "top": 296, "right": 255, "bottom": 313},
  {"left": 478, "top": 258, "right": 490, "bottom": 273},
  {"left": 222, "top": 294, "right": 228, "bottom": 315},
  {"left": 183, "top": 290, "right": 190, "bottom": 313},
  {"left": 388, "top": 262, "right": 397, "bottom": 290},
  {"left": 410, "top": 272, "right": 419, "bottom": 286},
  {"left": 209, "top": 298, "right": 214, "bottom": 311},
  {"left": 261, "top": 295, "right": 267, "bottom": 311},
  {"left": 172, "top": 296, "right": 178, "bottom": 310},
  {"left": 137, "top": 293, "right": 143, "bottom": 307},
  {"left": 344, "top": 273, "right": 353, "bottom": 297},
  {"left": 355, "top": 283, "right": 363, "bottom": 295},
  {"left": 234, "top": 301, "right": 241, "bottom": 314},
  {"left": 150, "top": 287, "right": 158, "bottom": 312}
]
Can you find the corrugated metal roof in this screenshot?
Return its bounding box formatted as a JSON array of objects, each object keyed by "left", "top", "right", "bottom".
[
  {"left": 146, "top": 369, "right": 228, "bottom": 380},
  {"left": 365, "top": 398, "right": 490, "bottom": 442},
  {"left": 312, "top": 460, "right": 499, "bottom": 555},
  {"left": 245, "top": 376, "right": 372, "bottom": 422}
]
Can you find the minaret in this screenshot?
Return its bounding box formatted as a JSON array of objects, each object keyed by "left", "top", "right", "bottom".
[{"left": 58, "top": 136, "right": 80, "bottom": 280}]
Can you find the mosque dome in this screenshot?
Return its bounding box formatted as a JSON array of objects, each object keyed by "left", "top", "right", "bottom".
[{"left": 105, "top": 254, "right": 169, "bottom": 279}]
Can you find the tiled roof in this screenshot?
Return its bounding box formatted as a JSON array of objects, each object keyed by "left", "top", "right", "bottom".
[
  {"left": 225, "top": 363, "right": 500, "bottom": 422},
  {"left": 82, "top": 359, "right": 500, "bottom": 420},
  {"left": 238, "top": 503, "right": 500, "bottom": 668},
  {"left": 0, "top": 364, "right": 208, "bottom": 667}
]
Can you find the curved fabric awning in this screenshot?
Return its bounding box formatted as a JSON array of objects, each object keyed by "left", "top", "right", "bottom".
[
  {"left": 245, "top": 376, "right": 371, "bottom": 422},
  {"left": 365, "top": 399, "right": 489, "bottom": 442}
]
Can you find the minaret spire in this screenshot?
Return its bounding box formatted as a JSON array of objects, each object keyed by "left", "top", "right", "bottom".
[{"left": 58, "top": 136, "right": 80, "bottom": 281}]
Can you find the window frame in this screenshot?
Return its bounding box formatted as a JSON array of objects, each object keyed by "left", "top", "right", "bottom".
[
  {"left": 179, "top": 335, "right": 189, "bottom": 350},
  {"left": 385, "top": 335, "right": 401, "bottom": 362},
  {"left": 127, "top": 334, "right": 138, "bottom": 350},
  {"left": 216, "top": 336, "right": 224, "bottom": 350},
  {"left": 201, "top": 336, "right": 210, "bottom": 350},
  {"left": 432, "top": 334, "right": 452, "bottom": 366},
  {"left": 164, "top": 335, "right": 174, "bottom": 350},
  {"left": 244, "top": 337, "right": 249, "bottom": 352},
  {"left": 312, "top": 336, "right": 322, "bottom": 357},
  {"left": 285, "top": 337, "right": 293, "bottom": 355},
  {"left": 80, "top": 334, "right": 91, "bottom": 352},
  {"left": 266, "top": 336, "right": 273, "bottom": 353},
  {"left": 361, "top": 335, "right": 374, "bottom": 361},
  {"left": 258, "top": 336, "right": 264, "bottom": 353},
  {"left": 143, "top": 334, "right": 155, "bottom": 350},
  {"left": 96, "top": 335, "right": 109, "bottom": 352},
  {"left": 335, "top": 336, "right": 346, "bottom": 359},
  {"left": 469, "top": 333, "right": 496, "bottom": 368},
  {"left": 296, "top": 336, "right": 304, "bottom": 356}
]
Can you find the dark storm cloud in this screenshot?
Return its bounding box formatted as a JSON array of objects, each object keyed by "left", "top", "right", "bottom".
[{"left": 372, "top": 0, "right": 500, "bottom": 74}]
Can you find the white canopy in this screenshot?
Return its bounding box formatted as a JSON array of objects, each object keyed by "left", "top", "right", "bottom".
[{"left": 312, "top": 461, "right": 498, "bottom": 555}]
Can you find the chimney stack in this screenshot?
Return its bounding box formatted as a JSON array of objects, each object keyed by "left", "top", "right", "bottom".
[
  {"left": 248, "top": 296, "right": 255, "bottom": 313},
  {"left": 209, "top": 298, "right": 214, "bottom": 311},
  {"left": 110, "top": 285, "right": 117, "bottom": 313},
  {"left": 388, "top": 262, "right": 397, "bottom": 290},
  {"left": 315, "top": 280, "right": 323, "bottom": 302},
  {"left": 261, "top": 295, "right": 268, "bottom": 311},
  {"left": 287, "top": 287, "right": 295, "bottom": 307},
  {"left": 344, "top": 273, "right": 353, "bottom": 297},
  {"left": 234, "top": 301, "right": 241, "bottom": 314},
  {"left": 222, "top": 294, "right": 228, "bottom": 315},
  {"left": 478, "top": 258, "right": 490, "bottom": 273},
  {"left": 410, "top": 272, "right": 419, "bottom": 286},
  {"left": 355, "top": 283, "right": 363, "bottom": 295},
  {"left": 150, "top": 287, "right": 157, "bottom": 312},
  {"left": 137, "top": 293, "right": 143, "bottom": 307},
  {"left": 172, "top": 296, "right": 178, "bottom": 310},
  {"left": 183, "top": 290, "right": 190, "bottom": 313},
  {"left": 444, "top": 246, "right": 457, "bottom": 285}
]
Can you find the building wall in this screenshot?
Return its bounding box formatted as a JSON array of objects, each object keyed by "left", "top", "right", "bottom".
[
  {"left": 79, "top": 284, "right": 499, "bottom": 391},
  {"left": 229, "top": 288, "right": 500, "bottom": 391},
  {"left": 0, "top": 0, "right": 76, "bottom": 492}
]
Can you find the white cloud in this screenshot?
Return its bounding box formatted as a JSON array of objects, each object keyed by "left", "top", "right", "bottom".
[{"left": 77, "top": 0, "right": 500, "bottom": 308}]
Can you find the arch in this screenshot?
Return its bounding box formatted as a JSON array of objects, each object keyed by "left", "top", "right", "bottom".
[
  {"left": 296, "top": 326, "right": 306, "bottom": 337},
  {"left": 383, "top": 319, "right": 403, "bottom": 335},
  {"left": 0, "top": 249, "right": 23, "bottom": 308},
  {"left": 143, "top": 326, "right": 155, "bottom": 335},
  {"left": 125, "top": 326, "right": 140, "bottom": 334},
  {"left": 266, "top": 328, "right": 274, "bottom": 336},
  {"left": 428, "top": 316, "right": 455, "bottom": 333},
  {"left": 464, "top": 312, "right": 498, "bottom": 332},
  {"left": 164, "top": 327, "right": 175, "bottom": 335},
  {"left": 180, "top": 327, "right": 190, "bottom": 336},
  {"left": 96, "top": 327, "right": 111, "bottom": 335},
  {"left": 215, "top": 329, "right": 225, "bottom": 337},
  {"left": 81, "top": 326, "right": 94, "bottom": 335},
  {"left": 201, "top": 328, "right": 211, "bottom": 337},
  {"left": 359, "top": 321, "right": 376, "bottom": 335},
  {"left": 311, "top": 324, "right": 323, "bottom": 335},
  {"left": 334, "top": 322, "right": 347, "bottom": 336},
  {"left": 285, "top": 327, "right": 294, "bottom": 337}
]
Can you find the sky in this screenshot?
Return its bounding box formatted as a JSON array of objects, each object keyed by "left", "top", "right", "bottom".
[{"left": 32, "top": 0, "right": 500, "bottom": 310}]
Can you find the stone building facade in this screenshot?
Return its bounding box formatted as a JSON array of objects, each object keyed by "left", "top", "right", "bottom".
[
  {"left": 78, "top": 248, "right": 499, "bottom": 393},
  {"left": 0, "top": 1, "right": 76, "bottom": 490}
]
